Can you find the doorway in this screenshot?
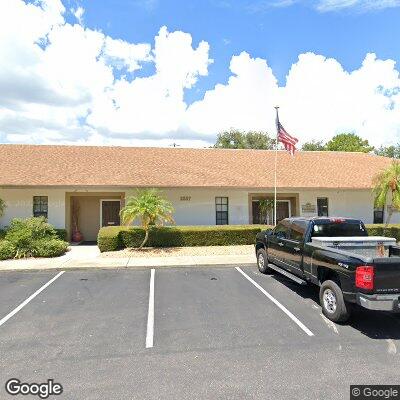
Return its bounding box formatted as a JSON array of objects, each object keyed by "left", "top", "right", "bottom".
[
  {"left": 252, "top": 199, "right": 291, "bottom": 224},
  {"left": 101, "top": 200, "right": 121, "bottom": 227}
]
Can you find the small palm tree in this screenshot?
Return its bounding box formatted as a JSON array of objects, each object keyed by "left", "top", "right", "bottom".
[
  {"left": 120, "top": 189, "right": 175, "bottom": 249},
  {"left": 373, "top": 162, "right": 400, "bottom": 227},
  {"left": 0, "top": 198, "right": 6, "bottom": 218}
]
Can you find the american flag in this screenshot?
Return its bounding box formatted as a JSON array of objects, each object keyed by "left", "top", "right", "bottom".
[{"left": 276, "top": 120, "right": 298, "bottom": 156}]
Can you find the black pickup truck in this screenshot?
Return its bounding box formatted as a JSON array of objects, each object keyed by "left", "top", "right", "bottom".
[{"left": 255, "top": 217, "right": 400, "bottom": 322}]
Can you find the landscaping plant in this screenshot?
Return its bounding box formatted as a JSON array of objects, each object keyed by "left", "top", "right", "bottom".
[
  {"left": 0, "top": 197, "right": 5, "bottom": 219},
  {"left": 3, "top": 217, "right": 68, "bottom": 259},
  {"left": 120, "top": 189, "right": 175, "bottom": 249},
  {"left": 373, "top": 161, "right": 400, "bottom": 228}
]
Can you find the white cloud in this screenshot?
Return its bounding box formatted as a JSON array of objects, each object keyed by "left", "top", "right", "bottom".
[
  {"left": 72, "top": 6, "right": 84, "bottom": 24},
  {"left": 247, "top": 0, "right": 400, "bottom": 12},
  {"left": 0, "top": 0, "right": 399, "bottom": 148}
]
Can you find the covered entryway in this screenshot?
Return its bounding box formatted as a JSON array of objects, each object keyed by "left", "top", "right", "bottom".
[
  {"left": 66, "top": 192, "right": 125, "bottom": 242},
  {"left": 250, "top": 194, "right": 299, "bottom": 224}
]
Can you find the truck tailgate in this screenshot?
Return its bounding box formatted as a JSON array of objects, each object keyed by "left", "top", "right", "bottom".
[{"left": 372, "top": 258, "right": 400, "bottom": 294}]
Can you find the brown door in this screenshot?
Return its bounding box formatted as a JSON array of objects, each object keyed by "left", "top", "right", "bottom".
[
  {"left": 252, "top": 201, "right": 260, "bottom": 224},
  {"left": 276, "top": 201, "right": 290, "bottom": 222},
  {"left": 102, "top": 201, "right": 120, "bottom": 227}
]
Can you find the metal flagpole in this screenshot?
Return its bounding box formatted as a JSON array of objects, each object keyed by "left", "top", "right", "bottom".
[{"left": 274, "top": 106, "right": 279, "bottom": 226}]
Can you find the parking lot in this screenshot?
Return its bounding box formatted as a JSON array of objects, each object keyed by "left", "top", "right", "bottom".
[{"left": 0, "top": 266, "right": 399, "bottom": 400}]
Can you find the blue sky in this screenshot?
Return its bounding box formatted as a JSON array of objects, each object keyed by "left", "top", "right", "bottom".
[
  {"left": 67, "top": 0, "right": 400, "bottom": 104},
  {"left": 1, "top": 0, "right": 400, "bottom": 147}
]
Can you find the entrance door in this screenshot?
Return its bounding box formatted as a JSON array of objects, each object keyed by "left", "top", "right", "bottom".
[
  {"left": 101, "top": 201, "right": 121, "bottom": 227},
  {"left": 276, "top": 201, "right": 290, "bottom": 222}
]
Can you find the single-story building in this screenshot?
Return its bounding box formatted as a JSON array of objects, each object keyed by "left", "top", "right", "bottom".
[{"left": 0, "top": 144, "right": 396, "bottom": 241}]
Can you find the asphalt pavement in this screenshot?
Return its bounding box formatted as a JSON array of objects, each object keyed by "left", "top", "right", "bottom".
[{"left": 0, "top": 266, "right": 399, "bottom": 400}]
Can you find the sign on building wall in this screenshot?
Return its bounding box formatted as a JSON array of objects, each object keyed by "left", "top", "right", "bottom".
[
  {"left": 301, "top": 202, "right": 317, "bottom": 215},
  {"left": 180, "top": 196, "right": 191, "bottom": 201}
]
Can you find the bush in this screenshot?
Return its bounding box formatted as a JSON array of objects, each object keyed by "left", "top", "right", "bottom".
[
  {"left": 33, "top": 238, "right": 69, "bottom": 258},
  {"left": 97, "top": 226, "right": 128, "bottom": 252},
  {"left": 365, "top": 224, "right": 400, "bottom": 241},
  {"left": 55, "top": 229, "right": 67, "bottom": 241},
  {"left": 0, "top": 229, "right": 5, "bottom": 240},
  {"left": 4, "top": 217, "right": 68, "bottom": 259},
  {"left": 98, "top": 225, "right": 272, "bottom": 252},
  {"left": 0, "top": 240, "right": 16, "bottom": 260}
]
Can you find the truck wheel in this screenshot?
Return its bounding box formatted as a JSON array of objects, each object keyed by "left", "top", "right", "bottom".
[
  {"left": 256, "top": 248, "right": 273, "bottom": 274},
  {"left": 319, "top": 280, "right": 351, "bottom": 323}
]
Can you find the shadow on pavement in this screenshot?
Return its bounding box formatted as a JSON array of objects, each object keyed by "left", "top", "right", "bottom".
[{"left": 269, "top": 272, "right": 400, "bottom": 340}]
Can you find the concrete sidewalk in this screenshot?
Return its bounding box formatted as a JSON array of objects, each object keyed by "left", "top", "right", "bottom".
[{"left": 0, "top": 245, "right": 255, "bottom": 271}]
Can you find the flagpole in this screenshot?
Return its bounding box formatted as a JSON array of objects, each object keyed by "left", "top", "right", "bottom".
[{"left": 274, "top": 106, "right": 279, "bottom": 226}]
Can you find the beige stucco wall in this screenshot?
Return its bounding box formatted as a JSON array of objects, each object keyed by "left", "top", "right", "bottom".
[
  {"left": 0, "top": 188, "right": 66, "bottom": 229},
  {"left": 0, "top": 186, "right": 397, "bottom": 232}
]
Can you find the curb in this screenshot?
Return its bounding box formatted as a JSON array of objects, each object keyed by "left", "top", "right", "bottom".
[{"left": 0, "top": 262, "right": 257, "bottom": 273}]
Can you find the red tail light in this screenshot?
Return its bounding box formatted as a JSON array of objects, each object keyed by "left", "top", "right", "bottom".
[{"left": 355, "top": 266, "right": 374, "bottom": 290}]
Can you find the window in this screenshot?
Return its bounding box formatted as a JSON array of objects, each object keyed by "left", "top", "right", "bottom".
[
  {"left": 33, "top": 196, "right": 48, "bottom": 218},
  {"left": 312, "top": 222, "right": 367, "bottom": 238},
  {"left": 216, "top": 197, "right": 228, "bottom": 225},
  {"left": 373, "top": 207, "right": 384, "bottom": 224},
  {"left": 290, "top": 220, "right": 308, "bottom": 242},
  {"left": 317, "top": 198, "right": 329, "bottom": 217},
  {"left": 273, "top": 220, "right": 291, "bottom": 239}
]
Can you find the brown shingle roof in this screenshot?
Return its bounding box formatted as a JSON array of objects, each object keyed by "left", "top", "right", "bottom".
[{"left": 0, "top": 144, "right": 393, "bottom": 189}]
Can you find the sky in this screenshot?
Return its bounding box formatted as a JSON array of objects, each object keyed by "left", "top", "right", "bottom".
[{"left": 1, "top": 0, "right": 400, "bottom": 148}]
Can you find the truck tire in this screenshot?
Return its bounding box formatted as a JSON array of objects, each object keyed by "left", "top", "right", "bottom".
[
  {"left": 256, "top": 248, "right": 273, "bottom": 274},
  {"left": 319, "top": 280, "right": 351, "bottom": 323}
]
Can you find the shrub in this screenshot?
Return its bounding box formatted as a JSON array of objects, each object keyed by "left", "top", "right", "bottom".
[
  {"left": 97, "top": 226, "right": 128, "bottom": 252},
  {"left": 0, "top": 240, "right": 16, "bottom": 260},
  {"left": 98, "top": 225, "right": 273, "bottom": 252},
  {"left": 365, "top": 224, "right": 400, "bottom": 241},
  {"left": 0, "top": 229, "right": 6, "bottom": 240},
  {"left": 4, "top": 217, "right": 68, "bottom": 259},
  {"left": 33, "top": 238, "right": 69, "bottom": 258},
  {"left": 55, "top": 229, "right": 67, "bottom": 241}
]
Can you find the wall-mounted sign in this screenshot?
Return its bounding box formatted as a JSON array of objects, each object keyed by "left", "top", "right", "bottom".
[
  {"left": 301, "top": 202, "right": 316, "bottom": 214},
  {"left": 180, "top": 196, "right": 191, "bottom": 201}
]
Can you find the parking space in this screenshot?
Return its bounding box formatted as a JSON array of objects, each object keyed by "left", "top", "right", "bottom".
[{"left": 0, "top": 266, "right": 399, "bottom": 400}]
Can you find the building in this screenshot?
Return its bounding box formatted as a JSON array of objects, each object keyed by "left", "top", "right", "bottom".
[{"left": 0, "top": 144, "right": 395, "bottom": 241}]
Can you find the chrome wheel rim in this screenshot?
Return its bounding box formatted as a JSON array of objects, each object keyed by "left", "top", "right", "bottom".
[
  {"left": 323, "top": 288, "right": 337, "bottom": 314},
  {"left": 258, "top": 253, "right": 265, "bottom": 270}
]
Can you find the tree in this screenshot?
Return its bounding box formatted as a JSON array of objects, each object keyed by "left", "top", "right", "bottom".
[
  {"left": 375, "top": 144, "right": 400, "bottom": 159},
  {"left": 325, "top": 133, "right": 374, "bottom": 153},
  {"left": 301, "top": 140, "right": 325, "bottom": 151},
  {"left": 259, "top": 199, "right": 274, "bottom": 225},
  {"left": 120, "top": 189, "right": 175, "bottom": 249},
  {"left": 0, "top": 198, "right": 5, "bottom": 218},
  {"left": 214, "top": 129, "right": 275, "bottom": 150},
  {"left": 373, "top": 162, "right": 400, "bottom": 227}
]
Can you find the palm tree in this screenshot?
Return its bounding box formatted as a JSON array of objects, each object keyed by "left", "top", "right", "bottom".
[
  {"left": 120, "top": 189, "right": 175, "bottom": 249},
  {"left": 0, "top": 198, "right": 6, "bottom": 218},
  {"left": 373, "top": 162, "right": 400, "bottom": 227}
]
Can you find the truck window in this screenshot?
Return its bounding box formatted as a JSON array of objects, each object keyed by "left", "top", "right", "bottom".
[
  {"left": 291, "top": 220, "right": 308, "bottom": 241},
  {"left": 273, "top": 220, "right": 291, "bottom": 239},
  {"left": 312, "top": 222, "right": 367, "bottom": 237}
]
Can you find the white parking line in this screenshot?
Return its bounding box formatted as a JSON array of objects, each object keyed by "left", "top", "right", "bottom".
[
  {"left": 235, "top": 267, "right": 314, "bottom": 337},
  {"left": 146, "top": 268, "right": 155, "bottom": 348},
  {"left": 0, "top": 271, "right": 65, "bottom": 328}
]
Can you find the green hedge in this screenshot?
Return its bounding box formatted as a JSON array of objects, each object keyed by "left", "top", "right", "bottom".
[
  {"left": 365, "top": 224, "right": 400, "bottom": 242},
  {"left": 98, "top": 223, "right": 400, "bottom": 253},
  {"left": 0, "top": 229, "right": 5, "bottom": 240},
  {"left": 98, "top": 225, "right": 272, "bottom": 252}
]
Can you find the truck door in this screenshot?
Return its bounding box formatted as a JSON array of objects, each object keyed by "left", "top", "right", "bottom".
[
  {"left": 285, "top": 220, "right": 308, "bottom": 277},
  {"left": 268, "top": 220, "right": 292, "bottom": 268}
]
